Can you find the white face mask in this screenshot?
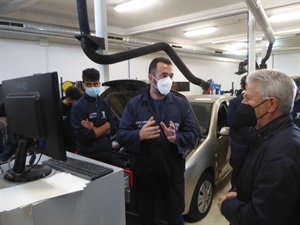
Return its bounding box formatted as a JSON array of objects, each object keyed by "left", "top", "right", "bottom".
[{"left": 153, "top": 76, "right": 173, "bottom": 95}]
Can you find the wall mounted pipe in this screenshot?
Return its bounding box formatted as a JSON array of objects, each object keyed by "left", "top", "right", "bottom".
[{"left": 76, "top": 0, "right": 210, "bottom": 90}]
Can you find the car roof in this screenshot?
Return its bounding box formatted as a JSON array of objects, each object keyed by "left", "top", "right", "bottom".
[{"left": 186, "top": 94, "right": 234, "bottom": 104}]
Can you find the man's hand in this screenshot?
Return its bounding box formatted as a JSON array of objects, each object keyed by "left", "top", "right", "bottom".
[
  {"left": 139, "top": 116, "right": 160, "bottom": 140},
  {"left": 81, "top": 119, "right": 111, "bottom": 137},
  {"left": 160, "top": 120, "right": 176, "bottom": 144},
  {"left": 218, "top": 191, "right": 237, "bottom": 212},
  {"left": 218, "top": 195, "right": 227, "bottom": 212},
  {"left": 225, "top": 191, "right": 237, "bottom": 199},
  {"left": 81, "top": 119, "right": 94, "bottom": 130}
]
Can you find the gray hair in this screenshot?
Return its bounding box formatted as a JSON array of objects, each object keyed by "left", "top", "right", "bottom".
[{"left": 246, "top": 69, "right": 296, "bottom": 113}]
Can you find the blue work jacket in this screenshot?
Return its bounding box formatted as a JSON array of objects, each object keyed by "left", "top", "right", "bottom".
[
  {"left": 70, "top": 93, "right": 116, "bottom": 162},
  {"left": 116, "top": 90, "right": 198, "bottom": 223}
]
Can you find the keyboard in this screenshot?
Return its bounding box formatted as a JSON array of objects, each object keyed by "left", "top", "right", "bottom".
[{"left": 42, "top": 157, "right": 114, "bottom": 181}]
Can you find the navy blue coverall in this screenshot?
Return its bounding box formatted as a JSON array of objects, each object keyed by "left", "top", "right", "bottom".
[
  {"left": 70, "top": 93, "right": 116, "bottom": 164},
  {"left": 117, "top": 90, "right": 198, "bottom": 224}
]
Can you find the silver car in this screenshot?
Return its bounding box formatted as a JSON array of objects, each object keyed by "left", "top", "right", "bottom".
[
  {"left": 102, "top": 80, "right": 233, "bottom": 222},
  {"left": 183, "top": 94, "right": 232, "bottom": 221}
]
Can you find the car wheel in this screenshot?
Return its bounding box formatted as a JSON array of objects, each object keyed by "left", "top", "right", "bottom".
[{"left": 186, "top": 172, "right": 214, "bottom": 221}]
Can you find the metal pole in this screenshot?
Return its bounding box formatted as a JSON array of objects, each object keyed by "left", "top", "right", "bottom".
[
  {"left": 248, "top": 11, "right": 256, "bottom": 73},
  {"left": 94, "top": 0, "right": 110, "bottom": 85}
]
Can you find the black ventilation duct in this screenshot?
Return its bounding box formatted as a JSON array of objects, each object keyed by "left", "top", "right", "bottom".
[{"left": 75, "top": 0, "right": 210, "bottom": 91}]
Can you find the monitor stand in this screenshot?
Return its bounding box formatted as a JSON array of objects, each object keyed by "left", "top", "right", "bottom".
[{"left": 4, "top": 139, "right": 51, "bottom": 182}]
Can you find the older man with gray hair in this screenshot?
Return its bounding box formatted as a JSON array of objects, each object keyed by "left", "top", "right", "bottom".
[{"left": 218, "top": 69, "right": 300, "bottom": 225}]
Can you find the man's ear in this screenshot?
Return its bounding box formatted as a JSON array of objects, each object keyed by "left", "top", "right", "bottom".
[
  {"left": 268, "top": 97, "right": 279, "bottom": 113},
  {"left": 149, "top": 74, "right": 156, "bottom": 84},
  {"left": 148, "top": 74, "right": 153, "bottom": 81}
]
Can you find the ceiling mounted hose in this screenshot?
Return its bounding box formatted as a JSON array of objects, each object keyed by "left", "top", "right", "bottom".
[{"left": 75, "top": 0, "right": 210, "bottom": 91}]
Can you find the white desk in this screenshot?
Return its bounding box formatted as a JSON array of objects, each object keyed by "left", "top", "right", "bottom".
[{"left": 0, "top": 152, "right": 126, "bottom": 225}]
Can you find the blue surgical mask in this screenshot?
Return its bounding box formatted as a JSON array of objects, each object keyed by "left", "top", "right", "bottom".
[{"left": 85, "top": 87, "right": 100, "bottom": 98}]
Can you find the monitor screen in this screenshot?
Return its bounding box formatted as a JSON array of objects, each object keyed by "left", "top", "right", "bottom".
[{"left": 2, "top": 72, "right": 66, "bottom": 182}]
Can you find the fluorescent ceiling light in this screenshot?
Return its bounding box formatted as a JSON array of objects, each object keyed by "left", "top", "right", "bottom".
[
  {"left": 212, "top": 36, "right": 262, "bottom": 44},
  {"left": 274, "top": 28, "right": 300, "bottom": 35},
  {"left": 114, "top": 0, "right": 156, "bottom": 12},
  {"left": 184, "top": 27, "right": 217, "bottom": 37},
  {"left": 269, "top": 11, "right": 300, "bottom": 23}
]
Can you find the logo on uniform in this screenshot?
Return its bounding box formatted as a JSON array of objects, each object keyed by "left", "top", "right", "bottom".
[
  {"left": 295, "top": 112, "right": 300, "bottom": 120},
  {"left": 174, "top": 122, "right": 180, "bottom": 131},
  {"left": 101, "top": 111, "right": 106, "bottom": 119},
  {"left": 89, "top": 112, "right": 97, "bottom": 119},
  {"left": 135, "top": 121, "right": 147, "bottom": 129}
]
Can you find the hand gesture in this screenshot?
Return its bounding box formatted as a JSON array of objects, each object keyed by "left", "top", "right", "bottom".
[
  {"left": 139, "top": 116, "right": 160, "bottom": 140},
  {"left": 160, "top": 120, "right": 176, "bottom": 144}
]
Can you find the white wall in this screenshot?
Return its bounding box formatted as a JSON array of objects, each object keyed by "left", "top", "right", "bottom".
[
  {"left": 272, "top": 52, "right": 300, "bottom": 77},
  {"left": 1, "top": 38, "right": 299, "bottom": 95}
]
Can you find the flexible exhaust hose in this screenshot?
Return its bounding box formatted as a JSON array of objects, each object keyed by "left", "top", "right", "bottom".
[
  {"left": 260, "top": 43, "right": 273, "bottom": 67},
  {"left": 76, "top": 0, "right": 209, "bottom": 90}
]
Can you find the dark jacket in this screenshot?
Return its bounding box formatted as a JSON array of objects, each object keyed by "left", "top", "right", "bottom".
[
  {"left": 227, "top": 94, "right": 249, "bottom": 190},
  {"left": 292, "top": 99, "right": 300, "bottom": 128},
  {"left": 116, "top": 91, "right": 198, "bottom": 223},
  {"left": 70, "top": 93, "right": 116, "bottom": 163},
  {"left": 221, "top": 113, "right": 300, "bottom": 225}
]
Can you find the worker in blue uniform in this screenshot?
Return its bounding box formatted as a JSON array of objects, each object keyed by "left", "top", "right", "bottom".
[
  {"left": 117, "top": 57, "right": 198, "bottom": 225},
  {"left": 227, "top": 75, "right": 249, "bottom": 191},
  {"left": 61, "top": 86, "right": 83, "bottom": 153},
  {"left": 70, "top": 68, "right": 116, "bottom": 164},
  {"left": 292, "top": 77, "right": 300, "bottom": 128}
]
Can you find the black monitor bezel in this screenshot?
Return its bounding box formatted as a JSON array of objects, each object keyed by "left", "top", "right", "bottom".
[{"left": 2, "top": 72, "right": 66, "bottom": 182}]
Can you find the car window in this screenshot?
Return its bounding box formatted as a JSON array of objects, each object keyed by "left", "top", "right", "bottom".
[
  {"left": 217, "top": 101, "right": 229, "bottom": 133},
  {"left": 190, "top": 102, "right": 212, "bottom": 136}
]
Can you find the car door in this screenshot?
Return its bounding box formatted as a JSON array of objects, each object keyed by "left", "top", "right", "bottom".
[{"left": 216, "top": 100, "right": 231, "bottom": 181}]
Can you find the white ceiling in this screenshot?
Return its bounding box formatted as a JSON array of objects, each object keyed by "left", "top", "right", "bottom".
[{"left": 0, "top": 0, "right": 299, "bottom": 57}]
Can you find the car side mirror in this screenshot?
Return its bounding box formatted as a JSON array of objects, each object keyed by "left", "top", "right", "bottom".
[{"left": 220, "top": 127, "right": 230, "bottom": 136}]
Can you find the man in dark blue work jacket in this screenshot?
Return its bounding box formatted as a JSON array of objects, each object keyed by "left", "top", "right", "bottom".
[
  {"left": 117, "top": 57, "right": 198, "bottom": 225},
  {"left": 292, "top": 77, "right": 300, "bottom": 128},
  {"left": 70, "top": 68, "right": 116, "bottom": 164},
  {"left": 227, "top": 75, "right": 249, "bottom": 191},
  {"left": 61, "top": 86, "right": 83, "bottom": 153}
]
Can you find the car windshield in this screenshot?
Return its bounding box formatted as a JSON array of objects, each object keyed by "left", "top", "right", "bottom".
[{"left": 190, "top": 102, "right": 212, "bottom": 136}]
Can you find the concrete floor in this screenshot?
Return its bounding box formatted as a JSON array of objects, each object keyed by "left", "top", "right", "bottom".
[{"left": 185, "top": 176, "right": 230, "bottom": 225}]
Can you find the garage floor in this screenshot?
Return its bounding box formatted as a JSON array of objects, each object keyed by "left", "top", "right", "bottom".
[{"left": 126, "top": 175, "right": 231, "bottom": 225}]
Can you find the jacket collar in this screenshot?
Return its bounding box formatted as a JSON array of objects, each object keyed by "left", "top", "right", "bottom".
[
  {"left": 141, "top": 89, "right": 175, "bottom": 104},
  {"left": 83, "top": 92, "right": 98, "bottom": 101},
  {"left": 248, "top": 113, "right": 293, "bottom": 144}
]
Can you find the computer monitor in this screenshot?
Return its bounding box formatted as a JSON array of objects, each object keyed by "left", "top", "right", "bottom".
[{"left": 2, "top": 72, "right": 66, "bottom": 182}]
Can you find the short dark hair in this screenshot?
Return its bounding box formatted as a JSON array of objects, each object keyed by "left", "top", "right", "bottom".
[
  {"left": 65, "top": 86, "right": 83, "bottom": 100},
  {"left": 82, "top": 68, "right": 100, "bottom": 82},
  {"left": 240, "top": 75, "right": 247, "bottom": 90},
  {"left": 293, "top": 77, "right": 300, "bottom": 87},
  {"left": 148, "top": 57, "right": 172, "bottom": 75}
]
